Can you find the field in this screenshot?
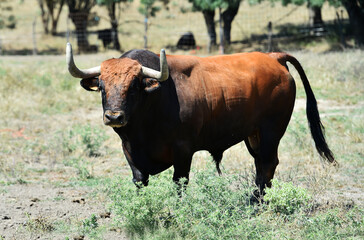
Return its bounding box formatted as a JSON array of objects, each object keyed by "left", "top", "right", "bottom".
[
  {"left": 1, "top": 0, "right": 349, "bottom": 54},
  {"left": 1, "top": 0, "right": 364, "bottom": 239},
  {"left": 1, "top": 49, "right": 363, "bottom": 239}
]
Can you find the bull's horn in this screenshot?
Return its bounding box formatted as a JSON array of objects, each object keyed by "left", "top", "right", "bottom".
[
  {"left": 141, "top": 49, "right": 169, "bottom": 82},
  {"left": 66, "top": 42, "right": 101, "bottom": 78}
]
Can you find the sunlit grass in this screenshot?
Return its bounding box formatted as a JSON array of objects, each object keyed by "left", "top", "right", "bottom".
[{"left": 0, "top": 48, "right": 363, "bottom": 239}]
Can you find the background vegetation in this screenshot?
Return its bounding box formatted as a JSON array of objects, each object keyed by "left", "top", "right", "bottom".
[{"left": 0, "top": 0, "right": 361, "bottom": 55}]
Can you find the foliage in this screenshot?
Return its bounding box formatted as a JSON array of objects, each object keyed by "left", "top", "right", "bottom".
[
  {"left": 190, "top": 0, "right": 240, "bottom": 11},
  {"left": 264, "top": 178, "right": 312, "bottom": 215},
  {"left": 61, "top": 124, "right": 108, "bottom": 157},
  {"left": 0, "top": 0, "right": 17, "bottom": 29},
  {"left": 81, "top": 214, "right": 99, "bottom": 235},
  {"left": 60, "top": 124, "right": 108, "bottom": 179},
  {"left": 138, "top": 0, "right": 162, "bottom": 17},
  {"left": 107, "top": 169, "right": 364, "bottom": 239},
  {"left": 63, "top": 157, "right": 93, "bottom": 179},
  {"left": 109, "top": 168, "right": 254, "bottom": 239}
]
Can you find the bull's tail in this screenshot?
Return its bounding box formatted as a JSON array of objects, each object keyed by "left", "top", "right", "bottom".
[{"left": 269, "top": 52, "right": 336, "bottom": 164}]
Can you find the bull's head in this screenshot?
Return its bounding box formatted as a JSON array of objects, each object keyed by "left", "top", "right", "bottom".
[{"left": 66, "top": 43, "right": 169, "bottom": 128}]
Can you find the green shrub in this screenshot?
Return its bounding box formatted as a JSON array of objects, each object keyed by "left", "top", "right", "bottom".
[
  {"left": 108, "top": 168, "right": 257, "bottom": 239},
  {"left": 264, "top": 179, "right": 312, "bottom": 215},
  {"left": 63, "top": 157, "right": 93, "bottom": 180},
  {"left": 79, "top": 214, "right": 101, "bottom": 239},
  {"left": 61, "top": 124, "right": 108, "bottom": 157}
]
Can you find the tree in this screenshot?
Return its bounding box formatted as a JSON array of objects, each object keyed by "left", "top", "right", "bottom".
[
  {"left": 37, "top": 0, "right": 65, "bottom": 35},
  {"left": 138, "top": 0, "right": 166, "bottom": 49},
  {"left": 263, "top": 0, "right": 364, "bottom": 46},
  {"left": 0, "top": 0, "right": 17, "bottom": 29},
  {"left": 189, "top": 0, "right": 241, "bottom": 50},
  {"left": 96, "top": 0, "right": 131, "bottom": 51},
  {"left": 337, "top": 0, "right": 364, "bottom": 47},
  {"left": 66, "top": 0, "right": 96, "bottom": 52},
  {"left": 259, "top": 0, "right": 325, "bottom": 27}
]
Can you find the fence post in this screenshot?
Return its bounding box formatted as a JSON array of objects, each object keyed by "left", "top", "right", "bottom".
[
  {"left": 32, "top": 17, "right": 38, "bottom": 55},
  {"left": 267, "top": 21, "right": 272, "bottom": 52},
  {"left": 336, "top": 10, "right": 346, "bottom": 49},
  {"left": 219, "top": 7, "right": 224, "bottom": 55},
  {"left": 144, "top": 15, "right": 148, "bottom": 50},
  {"left": 66, "top": 16, "right": 70, "bottom": 43}
]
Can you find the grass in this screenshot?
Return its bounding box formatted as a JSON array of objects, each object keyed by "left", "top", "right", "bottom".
[
  {"left": 0, "top": 38, "right": 363, "bottom": 239},
  {"left": 107, "top": 169, "right": 364, "bottom": 240},
  {"left": 1, "top": 0, "right": 349, "bottom": 54}
]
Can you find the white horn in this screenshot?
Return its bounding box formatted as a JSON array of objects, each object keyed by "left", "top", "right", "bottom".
[
  {"left": 141, "top": 49, "right": 169, "bottom": 82},
  {"left": 66, "top": 42, "right": 101, "bottom": 78}
]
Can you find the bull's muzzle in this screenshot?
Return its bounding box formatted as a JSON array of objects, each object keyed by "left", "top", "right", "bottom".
[{"left": 104, "top": 110, "right": 127, "bottom": 128}]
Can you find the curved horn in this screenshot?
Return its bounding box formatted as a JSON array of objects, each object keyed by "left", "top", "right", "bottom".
[
  {"left": 66, "top": 42, "right": 101, "bottom": 78},
  {"left": 141, "top": 49, "right": 169, "bottom": 82}
]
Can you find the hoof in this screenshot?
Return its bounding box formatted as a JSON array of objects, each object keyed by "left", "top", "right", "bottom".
[{"left": 250, "top": 189, "right": 264, "bottom": 204}]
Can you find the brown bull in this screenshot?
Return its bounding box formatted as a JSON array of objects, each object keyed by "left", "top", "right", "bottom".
[{"left": 66, "top": 43, "right": 335, "bottom": 194}]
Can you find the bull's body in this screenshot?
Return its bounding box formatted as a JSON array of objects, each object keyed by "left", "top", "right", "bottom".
[{"left": 67, "top": 44, "right": 334, "bottom": 193}]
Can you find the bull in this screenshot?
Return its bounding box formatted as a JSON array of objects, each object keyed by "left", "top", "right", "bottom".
[{"left": 66, "top": 43, "right": 335, "bottom": 194}]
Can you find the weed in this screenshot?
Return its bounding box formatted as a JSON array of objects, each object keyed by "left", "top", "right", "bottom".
[
  {"left": 63, "top": 157, "right": 93, "bottom": 180},
  {"left": 109, "top": 169, "right": 256, "bottom": 239},
  {"left": 264, "top": 179, "right": 312, "bottom": 215},
  {"left": 61, "top": 124, "right": 108, "bottom": 157},
  {"left": 107, "top": 170, "right": 364, "bottom": 240},
  {"left": 80, "top": 214, "right": 102, "bottom": 239},
  {"left": 25, "top": 214, "right": 55, "bottom": 233},
  {"left": 82, "top": 214, "right": 98, "bottom": 232}
]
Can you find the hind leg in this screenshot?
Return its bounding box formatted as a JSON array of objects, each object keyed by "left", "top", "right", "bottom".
[{"left": 210, "top": 151, "right": 223, "bottom": 175}]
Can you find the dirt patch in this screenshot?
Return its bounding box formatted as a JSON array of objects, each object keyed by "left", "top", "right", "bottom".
[{"left": 0, "top": 183, "right": 127, "bottom": 239}]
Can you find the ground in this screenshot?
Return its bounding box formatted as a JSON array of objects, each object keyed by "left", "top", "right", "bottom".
[{"left": 0, "top": 51, "right": 363, "bottom": 239}]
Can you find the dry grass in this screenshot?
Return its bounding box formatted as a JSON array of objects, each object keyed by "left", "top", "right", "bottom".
[
  {"left": 1, "top": 50, "right": 362, "bottom": 202},
  {"left": 1, "top": 0, "right": 348, "bottom": 54},
  {"left": 0, "top": 3, "right": 363, "bottom": 237}
]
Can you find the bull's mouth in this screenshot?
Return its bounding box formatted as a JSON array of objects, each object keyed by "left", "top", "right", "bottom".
[
  {"left": 103, "top": 110, "right": 127, "bottom": 128},
  {"left": 104, "top": 123, "right": 126, "bottom": 128}
]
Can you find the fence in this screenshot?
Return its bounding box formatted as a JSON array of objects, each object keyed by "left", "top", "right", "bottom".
[{"left": 0, "top": 1, "right": 349, "bottom": 55}]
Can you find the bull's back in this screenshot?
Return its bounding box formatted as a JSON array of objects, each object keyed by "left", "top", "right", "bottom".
[{"left": 167, "top": 52, "right": 296, "bottom": 150}]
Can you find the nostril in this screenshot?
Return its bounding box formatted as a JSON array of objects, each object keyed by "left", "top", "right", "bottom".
[
  {"left": 116, "top": 114, "right": 125, "bottom": 123},
  {"left": 105, "top": 113, "right": 112, "bottom": 120}
]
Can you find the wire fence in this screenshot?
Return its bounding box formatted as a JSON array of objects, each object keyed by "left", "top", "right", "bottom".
[{"left": 0, "top": 1, "right": 349, "bottom": 55}]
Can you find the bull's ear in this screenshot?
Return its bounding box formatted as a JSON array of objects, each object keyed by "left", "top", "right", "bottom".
[
  {"left": 80, "top": 77, "right": 99, "bottom": 91},
  {"left": 143, "top": 78, "right": 161, "bottom": 93}
]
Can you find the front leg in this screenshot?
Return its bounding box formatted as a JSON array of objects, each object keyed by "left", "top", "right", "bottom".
[
  {"left": 172, "top": 141, "right": 193, "bottom": 185},
  {"left": 122, "top": 142, "right": 149, "bottom": 187}
]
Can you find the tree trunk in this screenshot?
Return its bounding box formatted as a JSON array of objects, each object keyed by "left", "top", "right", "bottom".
[
  {"left": 69, "top": 12, "right": 90, "bottom": 52},
  {"left": 308, "top": 5, "right": 323, "bottom": 27},
  {"left": 219, "top": 8, "right": 224, "bottom": 54},
  {"left": 343, "top": 1, "right": 364, "bottom": 47},
  {"left": 108, "top": 2, "right": 121, "bottom": 51},
  {"left": 202, "top": 9, "right": 216, "bottom": 48},
  {"left": 50, "top": 0, "right": 65, "bottom": 36},
  {"left": 38, "top": 0, "right": 49, "bottom": 34},
  {"left": 67, "top": 0, "right": 95, "bottom": 52},
  {"left": 222, "top": 3, "right": 240, "bottom": 45}
]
